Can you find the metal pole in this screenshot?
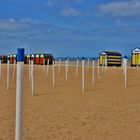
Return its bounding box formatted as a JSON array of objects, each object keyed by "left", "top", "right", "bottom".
[
  {"left": 43, "top": 58, "right": 45, "bottom": 73},
  {"left": 15, "top": 48, "right": 24, "bottom": 140},
  {"left": 92, "top": 59, "right": 95, "bottom": 84},
  {"left": 29, "top": 58, "right": 31, "bottom": 82},
  {"left": 98, "top": 59, "right": 100, "bottom": 78},
  {"left": 124, "top": 58, "right": 127, "bottom": 88},
  {"left": 82, "top": 59, "right": 85, "bottom": 92},
  {"left": 76, "top": 58, "right": 79, "bottom": 78},
  {"left": 58, "top": 58, "right": 61, "bottom": 75},
  {"left": 87, "top": 58, "right": 89, "bottom": 69},
  {"left": 52, "top": 61, "right": 55, "bottom": 86},
  {"left": 46, "top": 59, "right": 49, "bottom": 79},
  {"left": 105, "top": 56, "right": 107, "bottom": 71},
  {"left": 65, "top": 58, "right": 68, "bottom": 80},
  {"left": 7, "top": 57, "right": 10, "bottom": 90},
  {"left": 31, "top": 59, "right": 34, "bottom": 96},
  {"left": 12, "top": 59, "right": 16, "bottom": 80}
]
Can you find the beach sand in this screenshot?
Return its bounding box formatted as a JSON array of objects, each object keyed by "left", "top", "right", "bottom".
[{"left": 0, "top": 63, "right": 140, "bottom": 140}]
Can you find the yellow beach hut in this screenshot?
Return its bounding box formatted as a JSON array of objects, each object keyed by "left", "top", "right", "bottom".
[{"left": 131, "top": 48, "right": 140, "bottom": 66}]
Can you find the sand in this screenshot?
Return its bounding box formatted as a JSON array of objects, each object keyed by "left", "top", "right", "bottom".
[{"left": 0, "top": 63, "right": 140, "bottom": 140}]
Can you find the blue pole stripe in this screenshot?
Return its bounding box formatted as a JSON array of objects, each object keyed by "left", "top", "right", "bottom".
[{"left": 17, "top": 48, "right": 25, "bottom": 62}]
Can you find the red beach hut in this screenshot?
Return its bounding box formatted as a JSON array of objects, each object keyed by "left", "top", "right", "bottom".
[
  {"left": 9, "top": 55, "right": 14, "bottom": 64},
  {"left": 36, "top": 54, "right": 40, "bottom": 65}
]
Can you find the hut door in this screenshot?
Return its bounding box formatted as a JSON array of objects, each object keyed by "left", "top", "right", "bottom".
[
  {"left": 100, "top": 55, "right": 103, "bottom": 65},
  {"left": 135, "top": 54, "right": 138, "bottom": 65},
  {"left": 36, "top": 55, "right": 39, "bottom": 64},
  {"left": 102, "top": 55, "right": 106, "bottom": 66},
  {"left": 137, "top": 54, "right": 140, "bottom": 65}
]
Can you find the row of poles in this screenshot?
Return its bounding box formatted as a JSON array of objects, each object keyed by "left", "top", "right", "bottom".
[
  {"left": 27, "top": 56, "right": 128, "bottom": 96},
  {"left": 0, "top": 49, "right": 128, "bottom": 140},
  {"left": 1, "top": 56, "right": 128, "bottom": 93},
  {"left": 28, "top": 57, "right": 96, "bottom": 94}
]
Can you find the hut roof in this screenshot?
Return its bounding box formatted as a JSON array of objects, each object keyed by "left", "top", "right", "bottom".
[
  {"left": 101, "top": 51, "right": 121, "bottom": 56},
  {"left": 132, "top": 48, "right": 140, "bottom": 54}
]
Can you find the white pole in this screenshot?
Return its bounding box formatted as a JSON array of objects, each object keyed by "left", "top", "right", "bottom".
[
  {"left": 98, "top": 59, "right": 100, "bottom": 78},
  {"left": 92, "top": 59, "right": 95, "bottom": 84},
  {"left": 124, "top": 58, "right": 127, "bottom": 88},
  {"left": 31, "top": 59, "right": 34, "bottom": 96},
  {"left": 29, "top": 58, "right": 31, "bottom": 82},
  {"left": 58, "top": 58, "right": 61, "bottom": 75},
  {"left": 105, "top": 56, "right": 107, "bottom": 71},
  {"left": 67, "top": 57, "right": 69, "bottom": 73},
  {"left": 82, "top": 59, "right": 85, "bottom": 92},
  {"left": 46, "top": 59, "right": 49, "bottom": 79},
  {"left": 0, "top": 58, "right": 1, "bottom": 79},
  {"left": 12, "top": 59, "right": 16, "bottom": 80},
  {"left": 43, "top": 58, "right": 45, "bottom": 73},
  {"left": 65, "top": 59, "right": 68, "bottom": 80},
  {"left": 7, "top": 58, "right": 10, "bottom": 90},
  {"left": 76, "top": 58, "right": 79, "bottom": 78},
  {"left": 87, "top": 58, "right": 89, "bottom": 69},
  {"left": 52, "top": 61, "right": 55, "bottom": 86},
  {"left": 15, "top": 48, "right": 24, "bottom": 140},
  {"left": 123, "top": 58, "right": 125, "bottom": 75}
]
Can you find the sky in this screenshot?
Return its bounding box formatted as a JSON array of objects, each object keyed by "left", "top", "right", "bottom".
[{"left": 0, "top": 0, "right": 140, "bottom": 57}]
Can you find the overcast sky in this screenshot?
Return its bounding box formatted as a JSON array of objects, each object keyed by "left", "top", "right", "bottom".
[{"left": 0, "top": 0, "right": 140, "bottom": 57}]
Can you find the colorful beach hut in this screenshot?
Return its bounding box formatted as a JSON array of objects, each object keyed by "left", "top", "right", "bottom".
[
  {"left": 99, "top": 51, "right": 122, "bottom": 66},
  {"left": 39, "top": 54, "right": 53, "bottom": 65},
  {"left": 36, "top": 54, "right": 40, "bottom": 64},
  {"left": 9, "top": 54, "right": 16, "bottom": 64},
  {"left": 24, "top": 54, "right": 30, "bottom": 64},
  {"left": 13, "top": 55, "right": 16, "bottom": 63},
  {"left": 0, "top": 55, "right": 7, "bottom": 63},
  {"left": 131, "top": 48, "right": 140, "bottom": 66},
  {"left": 27, "top": 54, "right": 30, "bottom": 64},
  {"left": 39, "top": 54, "right": 44, "bottom": 65},
  {"left": 31, "top": 54, "right": 35, "bottom": 63},
  {"left": 9, "top": 55, "right": 14, "bottom": 64}
]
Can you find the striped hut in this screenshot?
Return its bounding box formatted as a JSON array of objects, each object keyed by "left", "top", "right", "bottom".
[{"left": 99, "top": 51, "right": 122, "bottom": 67}]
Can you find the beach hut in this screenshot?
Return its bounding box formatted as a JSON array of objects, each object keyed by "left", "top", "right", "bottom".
[
  {"left": 24, "top": 54, "right": 30, "bottom": 64},
  {"left": 45, "top": 54, "right": 53, "bottom": 65},
  {"left": 31, "top": 54, "right": 35, "bottom": 64},
  {"left": 9, "top": 54, "right": 16, "bottom": 64},
  {"left": 99, "top": 51, "right": 122, "bottom": 66},
  {"left": 39, "top": 54, "right": 44, "bottom": 65},
  {"left": 39, "top": 54, "right": 53, "bottom": 65},
  {"left": 0, "top": 55, "right": 7, "bottom": 63},
  {"left": 131, "top": 48, "right": 140, "bottom": 66},
  {"left": 13, "top": 55, "right": 17, "bottom": 63},
  {"left": 9, "top": 55, "right": 14, "bottom": 64},
  {"left": 27, "top": 54, "right": 31, "bottom": 64},
  {"left": 36, "top": 54, "right": 40, "bottom": 65}
]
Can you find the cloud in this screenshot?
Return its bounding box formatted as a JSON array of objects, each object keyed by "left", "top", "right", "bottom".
[
  {"left": 97, "top": 0, "right": 140, "bottom": 17},
  {"left": 61, "top": 7, "right": 82, "bottom": 16},
  {"left": 0, "top": 18, "right": 31, "bottom": 31},
  {"left": 0, "top": 18, "right": 83, "bottom": 41}
]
